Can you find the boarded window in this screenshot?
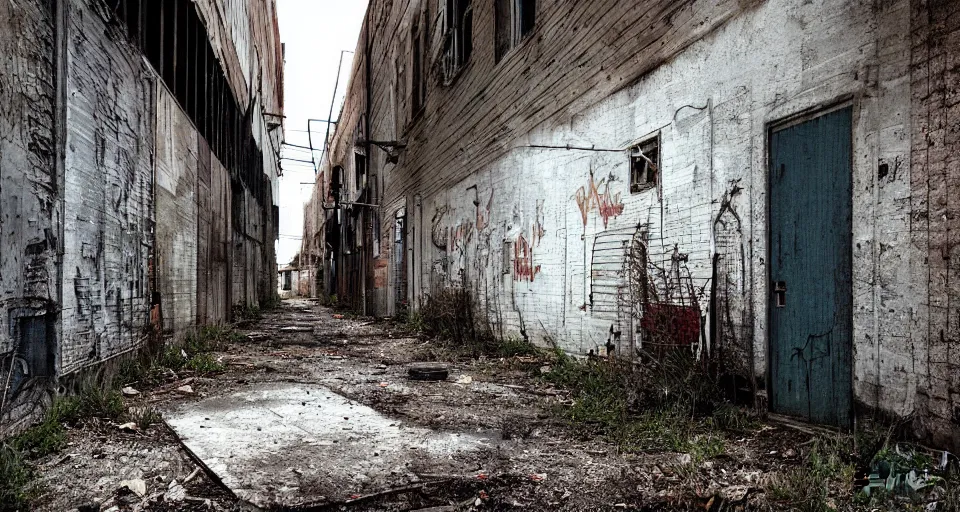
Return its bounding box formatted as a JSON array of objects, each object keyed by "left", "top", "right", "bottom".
[
  {"left": 495, "top": 0, "right": 536, "bottom": 61},
  {"left": 630, "top": 135, "right": 660, "bottom": 194}
]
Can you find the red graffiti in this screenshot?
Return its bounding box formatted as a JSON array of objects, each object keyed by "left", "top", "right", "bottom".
[
  {"left": 574, "top": 175, "right": 624, "bottom": 228},
  {"left": 476, "top": 190, "right": 493, "bottom": 233},
  {"left": 451, "top": 220, "right": 474, "bottom": 251},
  {"left": 514, "top": 234, "right": 541, "bottom": 282}
]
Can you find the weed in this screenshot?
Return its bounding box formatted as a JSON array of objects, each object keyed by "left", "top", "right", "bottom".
[
  {"left": 687, "top": 433, "right": 726, "bottom": 460},
  {"left": 766, "top": 436, "right": 856, "bottom": 510},
  {"left": 496, "top": 336, "right": 539, "bottom": 358},
  {"left": 404, "top": 310, "right": 424, "bottom": 332},
  {"left": 157, "top": 344, "right": 188, "bottom": 371},
  {"left": 937, "top": 469, "right": 960, "bottom": 511},
  {"left": 114, "top": 358, "right": 150, "bottom": 388},
  {"left": 233, "top": 303, "right": 262, "bottom": 321},
  {"left": 184, "top": 353, "right": 225, "bottom": 374},
  {"left": 10, "top": 412, "right": 66, "bottom": 458},
  {"left": 128, "top": 406, "right": 163, "bottom": 430},
  {"left": 78, "top": 385, "right": 125, "bottom": 420},
  {"left": 0, "top": 444, "right": 34, "bottom": 512},
  {"left": 709, "top": 403, "right": 760, "bottom": 432}
]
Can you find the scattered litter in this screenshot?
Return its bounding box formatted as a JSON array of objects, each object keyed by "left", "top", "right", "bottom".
[
  {"left": 117, "top": 422, "right": 140, "bottom": 432},
  {"left": 119, "top": 479, "right": 146, "bottom": 497},
  {"left": 529, "top": 473, "right": 546, "bottom": 482},
  {"left": 476, "top": 473, "right": 488, "bottom": 480},
  {"left": 379, "top": 382, "right": 389, "bottom": 387},
  {"left": 454, "top": 375, "right": 473, "bottom": 385},
  {"left": 333, "top": 314, "right": 345, "bottom": 320},
  {"left": 677, "top": 453, "right": 692, "bottom": 465},
  {"left": 183, "top": 468, "right": 202, "bottom": 484},
  {"left": 121, "top": 387, "right": 140, "bottom": 397},
  {"left": 164, "top": 480, "right": 187, "bottom": 502},
  {"left": 177, "top": 385, "right": 194, "bottom": 394},
  {"left": 720, "top": 485, "right": 750, "bottom": 501}
]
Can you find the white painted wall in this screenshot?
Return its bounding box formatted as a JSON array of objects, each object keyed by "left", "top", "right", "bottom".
[{"left": 416, "top": 0, "right": 914, "bottom": 416}]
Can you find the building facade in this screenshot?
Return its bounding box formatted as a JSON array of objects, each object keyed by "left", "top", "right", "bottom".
[
  {"left": 0, "top": 0, "right": 283, "bottom": 430},
  {"left": 302, "top": 0, "right": 960, "bottom": 450}
]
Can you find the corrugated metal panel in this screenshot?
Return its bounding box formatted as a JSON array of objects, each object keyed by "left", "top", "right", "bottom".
[{"left": 769, "top": 107, "right": 853, "bottom": 427}]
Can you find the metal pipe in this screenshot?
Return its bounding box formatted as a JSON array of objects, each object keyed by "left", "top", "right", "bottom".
[{"left": 521, "top": 144, "right": 624, "bottom": 153}]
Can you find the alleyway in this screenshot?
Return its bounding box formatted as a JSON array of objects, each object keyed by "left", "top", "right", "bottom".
[{"left": 18, "top": 299, "right": 952, "bottom": 511}]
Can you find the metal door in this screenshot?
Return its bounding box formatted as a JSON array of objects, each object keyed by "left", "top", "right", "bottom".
[{"left": 769, "top": 107, "right": 853, "bottom": 427}]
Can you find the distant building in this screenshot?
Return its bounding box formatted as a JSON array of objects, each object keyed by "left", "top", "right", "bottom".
[
  {"left": 302, "top": 0, "right": 960, "bottom": 450},
  {"left": 0, "top": 0, "right": 283, "bottom": 430},
  {"left": 278, "top": 264, "right": 308, "bottom": 298}
]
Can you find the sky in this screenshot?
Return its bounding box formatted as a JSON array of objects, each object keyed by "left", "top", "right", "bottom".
[{"left": 275, "top": 0, "right": 368, "bottom": 266}]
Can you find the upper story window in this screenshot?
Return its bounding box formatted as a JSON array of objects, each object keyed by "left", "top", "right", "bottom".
[
  {"left": 495, "top": 0, "right": 536, "bottom": 62},
  {"left": 440, "top": 0, "right": 473, "bottom": 83},
  {"left": 630, "top": 135, "right": 660, "bottom": 194},
  {"left": 411, "top": 15, "right": 426, "bottom": 115}
]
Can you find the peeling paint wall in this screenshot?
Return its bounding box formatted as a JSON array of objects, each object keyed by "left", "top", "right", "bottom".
[
  {"left": 0, "top": 0, "right": 58, "bottom": 427},
  {"left": 1, "top": 0, "right": 283, "bottom": 433},
  {"left": 60, "top": 0, "right": 155, "bottom": 374},
  {"left": 308, "top": 0, "right": 960, "bottom": 448}
]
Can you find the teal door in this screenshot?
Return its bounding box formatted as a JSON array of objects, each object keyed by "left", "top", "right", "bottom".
[{"left": 769, "top": 107, "right": 853, "bottom": 427}]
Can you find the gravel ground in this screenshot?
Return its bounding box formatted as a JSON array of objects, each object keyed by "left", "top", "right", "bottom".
[{"left": 27, "top": 299, "right": 883, "bottom": 511}]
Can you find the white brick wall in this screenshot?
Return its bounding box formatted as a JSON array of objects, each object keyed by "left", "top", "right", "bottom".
[{"left": 414, "top": 0, "right": 917, "bottom": 416}]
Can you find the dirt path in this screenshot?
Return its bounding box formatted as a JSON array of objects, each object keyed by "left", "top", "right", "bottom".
[{"left": 30, "top": 299, "right": 853, "bottom": 511}]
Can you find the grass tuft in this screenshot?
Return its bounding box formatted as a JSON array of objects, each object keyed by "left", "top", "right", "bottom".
[{"left": 0, "top": 444, "right": 35, "bottom": 512}]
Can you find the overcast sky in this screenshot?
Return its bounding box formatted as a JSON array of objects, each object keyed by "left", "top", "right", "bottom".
[{"left": 276, "top": 0, "right": 368, "bottom": 266}]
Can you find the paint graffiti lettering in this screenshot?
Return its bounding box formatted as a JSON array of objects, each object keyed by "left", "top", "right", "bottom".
[
  {"left": 574, "top": 174, "right": 624, "bottom": 228},
  {"left": 513, "top": 201, "right": 546, "bottom": 282},
  {"left": 514, "top": 234, "right": 541, "bottom": 282}
]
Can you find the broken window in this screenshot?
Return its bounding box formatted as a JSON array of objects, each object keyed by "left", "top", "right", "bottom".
[
  {"left": 495, "top": 0, "right": 536, "bottom": 61},
  {"left": 411, "top": 15, "right": 426, "bottom": 116},
  {"left": 440, "top": 0, "right": 473, "bottom": 83},
  {"left": 354, "top": 152, "right": 367, "bottom": 194},
  {"left": 630, "top": 135, "right": 660, "bottom": 194},
  {"left": 394, "top": 53, "right": 406, "bottom": 133}
]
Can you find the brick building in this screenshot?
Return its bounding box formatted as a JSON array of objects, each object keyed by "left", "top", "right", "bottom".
[
  {"left": 0, "top": 0, "right": 283, "bottom": 431},
  {"left": 302, "top": 0, "right": 960, "bottom": 449}
]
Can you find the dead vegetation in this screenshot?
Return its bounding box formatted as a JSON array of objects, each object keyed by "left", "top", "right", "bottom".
[{"left": 402, "top": 288, "right": 960, "bottom": 511}]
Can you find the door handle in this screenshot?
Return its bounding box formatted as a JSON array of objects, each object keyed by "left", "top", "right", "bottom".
[{"left": 773, "top": 281, "right": 786, "bottom": 308}]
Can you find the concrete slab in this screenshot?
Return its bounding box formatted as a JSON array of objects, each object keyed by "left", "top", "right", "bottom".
[{"left": 163, "top": 383, "right": 496, "bottom": 508}]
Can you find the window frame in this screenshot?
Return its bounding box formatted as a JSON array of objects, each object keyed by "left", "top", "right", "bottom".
[
  {"left": 630, "top": 134, "right": 660, "bottom": 194},
  {"left": 439, "top": 0, "right": 473, "bottom": 84},
  {"left": 495, "top": 0, "right": 537, "bottom": 63}
]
